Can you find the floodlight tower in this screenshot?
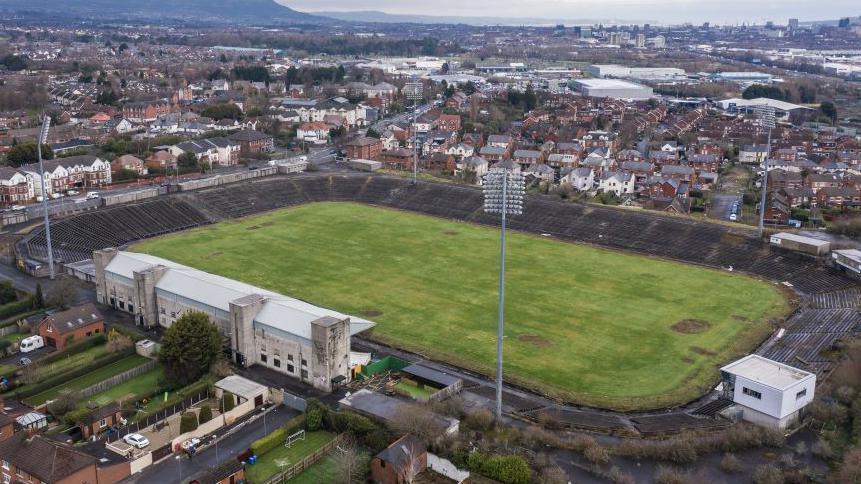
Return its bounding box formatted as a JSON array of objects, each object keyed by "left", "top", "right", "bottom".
[
  {"left": 37, "top": 116, "right": 55, "bottom": 279},
  {"left": 404, "top": 81, "right": 424, "bottom": 185},
  {"left": 756, "top": 105, "right": 776, "bottom": 240},
  {"left": 483, "top": 167, "right": 525, "bottom": 421}
]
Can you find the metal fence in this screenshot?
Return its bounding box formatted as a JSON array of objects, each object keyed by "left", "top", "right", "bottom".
[
  {"left": 106, "top": 388, "right": 210, "bottom": 442},
  {"left": 261, "top": 433, "right": 346, "bottom": 484},
  {"left": 79, "top": 359, "right": 158, "bottom": 400},
  {"left": 281, "top": 389, "right": 307, "bottom": 412}
]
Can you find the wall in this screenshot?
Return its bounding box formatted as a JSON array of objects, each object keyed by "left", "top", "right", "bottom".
[
  {"left": 129, "top": 452, "right": 153, "bottom": 474},
  {"left": 168, "top": 398, "right": 256, "bottom": 450},
  {"left": 102, "top": 187, "right": 164, "bottom": 207},
  {"left": 176, "top": 167, "right": 277, "bottom": 192}
]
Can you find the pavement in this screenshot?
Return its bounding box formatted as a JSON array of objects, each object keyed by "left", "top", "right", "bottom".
[
  {"left": 123, "top": 405, "right": 298, "bottom": 484},
  {"left": 0, "top": 262, "right": 93, "bottom": 304},
  {"left": 708, "top": 193, "right": 742, "bottom": 222}
]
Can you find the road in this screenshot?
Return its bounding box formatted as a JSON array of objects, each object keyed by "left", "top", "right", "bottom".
[
  {"left": 708, "top": 194, "right": 742, "bottom": 221},
  {"left": 368, "top": 103, "right": 432, "bottom": 132},
  {"left": 123, "top": 405, "right": 298, "bottom": 484}
]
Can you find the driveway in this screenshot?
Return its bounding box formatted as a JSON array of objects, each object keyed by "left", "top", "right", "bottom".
[
  {"left": 123, "top": 405, "right": 298, "bottom": 484},
  {"left": 708, "top": 193, "right": 742, "bottom": 221}
]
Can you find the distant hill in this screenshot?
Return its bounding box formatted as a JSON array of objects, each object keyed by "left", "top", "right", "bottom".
[
  {"left": 0, "top": 0, "right": 326, "bottom": 24},
  {"left": 316, "top": 10, "right": 638, "bottom": 26}
]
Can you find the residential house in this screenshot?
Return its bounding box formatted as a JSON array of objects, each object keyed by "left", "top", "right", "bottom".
[
  {"left": 621, "top": 160, "right": 654, "bottom": 183},
  {"left": 297, "top": 122, "right": 331, "bottom": 145},
  {"left": 0, "top": 167, "right": 34, "bottom": 206},
  {"left": 582, "top": 131, "right": 618, "bottom": 153},
  {"left": 380, "top": 148, "right": 413, "bottom": 169},
  {"left": 478, "top": 145, "right": 508, "bottom": 162},
  {"left": 446, "top": 143, "right": 474, "bottom": 158},
  {"left": 560, "top": 167, "right": 594, "bottom": 191},
  {"left": 111, "top": 154, "right": 148, "bottom": 176},
  {"left": 647, "top": 177, "right": 689, "bottom": 199},
  {"left": 436, "top": 114, "right": 461, "bottom": 132},
  {"left": 228, "top": 130, "right": 274, "bottom": 154},
  {"left": 486, "top": 134, "right": 513, "bottom": 149},
  {"left": 807, "top": 173, "right": 841, "bottom": 193},
  {"left": 763, "top": 192, "right": 791, "bottom": 224},
  {"left": 455, "top": 156, "right": 489, "bottom": 183},
  {"left": 661, "top": 165, "right": 696, "bottom": 183},
  {"left": 546, "top": 153, "right": 578, "bottom": 169},
  {"left": 145, "top": 150, "right": 177, "bottom": 171},
  {"left": 490, "top": 159, "right": 521, "bottom": 173},
  {"left": 426, "top": 153, "right": 456, "bottom": 172},
  {"left": 345, "top": 136, "right": 383, "bottom": 160},
  {"left": 103, "top": 118, "right": 135, "bottom": 135},
  {"left": 37, "top": 303, "right": 105, "bottom": 350},
  {"left": 77, "top": 403, "right": 123, "bottom": 440},
  {"left": 816, "top": 187, "right": 861, "bottom": 208},
  {"left": 780, "top": 187, "right": 815, "bottom": 208},
  {"left": 371, "top": 434, "right": 427, "bottom": 484},
  {"left": 598, "top": 171, "right": 636, "bottom": 196},
  {"left": 512, "top": 149, "right": 543, "bottom": 170},
  {"left": 0, "top": 434, "right": 130, "bottom": 484},
  {"left": 524, "top": 163, "right": 555, "bottom": 184},
  {"left": 21, "top": 155, "right": 111, "bottom": 197},
  {"left": 689, "top": 154, "right": 720, "bottom": 173},
  {"left": 769, "top": 170, "right": 804, "bottom": 190},
  {"left": 123, "top": 100, "right": 170, "bottom": 123}
]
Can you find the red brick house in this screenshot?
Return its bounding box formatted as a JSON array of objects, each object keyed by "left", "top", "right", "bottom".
[
  {"left": 37, "top": 303, "right": 104, "bottom": 350},
  {"left": 816, "top": 187, "right": 861, "bottom": 208},
  {"left": 436, "top": 114, "right": 461, "bottom": 132},
  {"left": 228, "top": 130, "right": 274, "bottom": 154},
  {"left": 111, "top": 154, "right": 148, "bottom": 175},
  {"left": 77, "top": 403, "right": 123, "bottom": 440},
  {"left": 370, "top": 434, "right": 427, "bottom": 484},
  {"left": 0, "top": 434, "right": 130, "bottom": 484},
  {"left": 146, "top": 150, "right": 177, "bottom": 171},
  {"left": 345, "top": 136, "right": 383, "bottom": 160},
  {"left": 123, "top": 100, "right": 170, "bottom": 123},
  {"left": 380, "top": 148, "right": 413, "bottom": 169}
]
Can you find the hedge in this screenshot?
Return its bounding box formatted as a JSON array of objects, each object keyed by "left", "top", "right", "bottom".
[
  {"left": 0, "top": 308, "right": 43, "bottom": 330},
  {"left": 38, "top": 334, "right": 106, "bottom": 366},
  {"left": 198, "top": 405, "right": 212, "bottom": 424},
  {"left": 251, "top": 427, "right": 286, "bottom": 456},
  {"left": 180, "top": 412, "right": 198, "bottom": 434},
  {"left": 0, "top": 298, "right": 35, "bottom": 322},
  {"left": 466, "top": 452, "right": 531, "bottom": 484},
  {"left": 13, "top": 347, "right": 133, "bottom": 400},
  {"left": 222, "top": 393, "right": 235, "bottom": 412}
]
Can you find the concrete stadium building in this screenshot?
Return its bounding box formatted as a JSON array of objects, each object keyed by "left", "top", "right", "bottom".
[
  {"left": 573, "top": 79, "right": 654, "bottom": 100},
  {"left": 93, "top": 249, "right": 375, "bottom": 392}
]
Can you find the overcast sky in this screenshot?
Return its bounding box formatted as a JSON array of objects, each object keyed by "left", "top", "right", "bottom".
[{"left": 279, "top": 0, "right": 858, "bottom": 25}]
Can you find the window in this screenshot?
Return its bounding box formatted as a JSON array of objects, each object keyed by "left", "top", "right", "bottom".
[
  {"left": 160, "top": 307, "right": 166, "bottom": 315},
  {"left": 287, "top": 354, "right": 293, "bottom": 362},
  {"left": 796, "top": 388, "right": 807, "bottom": 400},
  {"left": 301, "top": 369, "right": 308, "bottom": 379},
  {"left": 287, "top": 364, "right": 294, "bottom": 373},
  {"left": 260, "top": 354, "right": 267, "bottom": 363},
  {"left": 301, "top": 359, "right": 307, "bottom": 367},
  {"left": 118, "top": 301, "right": 125, "bottom": 309},
  {"left": 46, "top": 325, "right": 53, "bottom": 333},
  {"left": 128, "top": 304, "right": 134, "bottom": 312},
  {"left": 274, "top": 359, "right": 281, "bottom": 368},
  {"left": 99, "top": 418, "right": 107, "bottom": 429},
  {"left": 171, "top": 312, "right": 176, "bottom": 318},
  {"left": 742, "top": 387, "right": 762, "bottom": 400},
  {"left": 1, "top": 460, "right": 8, "bottom": 470},
  {"left": 86, "top": 332, "right": 92, "bottom": 337}
]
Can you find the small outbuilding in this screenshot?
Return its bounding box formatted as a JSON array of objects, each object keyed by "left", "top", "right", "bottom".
[
  {"left": 720, "top": 355, "right": 816, "bottom": 430},
  {"left": 769, "top": 232, "right": 831, "bottom": 256}
]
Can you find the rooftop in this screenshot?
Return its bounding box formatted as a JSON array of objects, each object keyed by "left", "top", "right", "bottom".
[{"left": 721, "top": 355, "right": 814, "bottom": 391}]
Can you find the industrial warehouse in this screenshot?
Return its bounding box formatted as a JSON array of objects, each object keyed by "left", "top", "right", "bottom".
[{"left": 93, "top": 248, "right": 375, "bottom": 391}]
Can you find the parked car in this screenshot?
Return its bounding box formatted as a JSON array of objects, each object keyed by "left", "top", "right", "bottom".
[
  {"left": 86, "top": 192, "right": 100, "bottom": 200},
  {"left": 17, "top": 357, "right": 31, "bottom": 366},
  {"left": 10, "top": 205, "right": 25, "bottom": 211},
  {"left": 729, "top": 213, "right": 738, "bottom": 221},
  {"left": 67, "top": 190, "right": 80, "bottom": 196},
  {"left": 50, "top": 193, "right": 63, "bottom": 199},
  {"left": 124, "top": 433, "right": 150, "bottom": 449},
  {"left": 19, "top": 335, "right": 44, "bottom": 353}
]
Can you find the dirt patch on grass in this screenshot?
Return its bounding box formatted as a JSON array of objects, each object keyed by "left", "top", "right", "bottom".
[
  {"left": 732, "top": 315, "right": 749, "bottom": 321},
  {"left": 261, "top": 221, "right": 275, "bottom": 227},
  {"left": 443, "top": 230, "right": 459, "bottom": 236},
  {"left": 517, "top": 334, "right": 553, "bottom": 348},
  {"left": 246, "top": 225, "right": 261, "bottom": 230},
  {"left": 689, "top": 346, "right": 717, "bottom": 357},
  {"left": 681, "top": 356, "right": 695, "bottom": 364},
  {"left": 671, "top": 319, "right": 711, "bottom": 334},
  {"left": 208, "top": 251, "right": 222, "bottom": 257},
  {"left": 359, "top": 309, "right": 383, "bottom": 317}
]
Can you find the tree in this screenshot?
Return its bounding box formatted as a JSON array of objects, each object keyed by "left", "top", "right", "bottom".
[
  {"left": 523, "top": 84, "right": 537, "bottom": 111},
  {"left": 46, "top": 276, "right": 77, "bottom": 309},
  {"left": 463, "top": 81, "right": 477, "bottom": 95},
  {"left": 34, "top": 283, "right": 44, "bottom": 308},
  {"left": 742, "top": 84, "right": 785, "bottom": 100},
  {"left": 106, "top": 328, "right": 133, "bottom": 353},
  {"left": 820, "top": 101, "right": 837, "bottom": 123},
  {"left": 334, "top": 434, "right": 369, "bottom": 484},
  {"left": 177, "top": 152, "right": 199, "bottom": 170},
  {"left": 158, "top": 310, "right": 222, "bottom": 386},
  {"left": 200, "top": 103, "right": 243, "bottom": 121},
  {"left": 6, "top": 143, "right": 53, "bottom": 167},
  {"left": 96, "top": 90, "right": 119, "bottom": 106},
  {"left": 389, "top": 403, "right": 444, "bottom": 442},
  {"left": 198, "top": 405, "right": 213, "bottom": 424},
  {"left": 221, "top": 392, "right": 236, "bottom": 412},
  {"left": 0, "top": 281, "right": 15, "bottom": 305}
]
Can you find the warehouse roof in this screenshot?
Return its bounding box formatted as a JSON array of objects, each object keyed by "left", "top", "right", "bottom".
[
  {"left": 104, "top": 251, "right": 375, "bottom": 342},
  {"left": 575, "top": 78, "right": 651, "bottom": 90},
  {"left": 721, "top": 355, "right": 814, "bottom": 391}
]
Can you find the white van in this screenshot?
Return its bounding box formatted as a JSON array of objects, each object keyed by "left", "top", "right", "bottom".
[
  {"left": 86, "top": 192, "right": 100, "bottom": 200},
  {"left": 19, "top": 335, "right": 44, "bottom": 353}
]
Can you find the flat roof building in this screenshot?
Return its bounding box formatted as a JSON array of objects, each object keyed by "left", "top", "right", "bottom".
[
  {"left": 721, "top": 355, "right": 816, "bottom": 429},
  {"left": 572, "top": 79, "right": 654, "bottom": 100}
]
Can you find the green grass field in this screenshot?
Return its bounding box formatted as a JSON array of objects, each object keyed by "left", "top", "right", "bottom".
[
  {"left": 24, "top": 354, "right": 150, "bottom": 406},
  {"left": 132, "top": 202, "right": 789, "bottom": 410},
  {"left": 81, "top": 366, "right": 164, "bottom": 407},
  {"left": 246, "top": 431, "right": 335, "bottom": 484}
]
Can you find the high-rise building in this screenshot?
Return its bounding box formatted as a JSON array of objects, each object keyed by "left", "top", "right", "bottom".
[
  {"left": 788, "top": 18, "right": 799, "bottom": 31},
  {"left": 635, "top": 33, "right": 645, "bottom": 48}
]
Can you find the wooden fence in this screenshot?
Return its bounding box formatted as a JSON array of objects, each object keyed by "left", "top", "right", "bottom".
[
  {"left": 262, "top": 433, "right": 347, "bottom": 484},
  {"left": 78, "top": 359, "right": 158, "bottom": 400}
]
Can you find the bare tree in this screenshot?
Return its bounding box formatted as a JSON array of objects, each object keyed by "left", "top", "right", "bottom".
[
  {"left": 334, "top": 434, "right": 368, "bottom": 484},
  {"left": 389, "top": 403, "right": 443, "bottom": 443},
  {"left": 398, "top": 437, "right": 426, "bottom": 484},
  {"left": 46, "top": 276, "right": 78, "bottom": 309}
]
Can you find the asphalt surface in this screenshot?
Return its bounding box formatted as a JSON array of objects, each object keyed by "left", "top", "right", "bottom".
[
  {"left": 0, "top": 262, "right": 93, "bottom": 304},
  {"left": 708, "top": 193, "right": 742, "bottom": 221},
  {"left": 123, "top": 405, "right": 299, "bottom": 484}
]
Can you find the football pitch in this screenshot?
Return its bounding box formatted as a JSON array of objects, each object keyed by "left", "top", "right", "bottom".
[{"left": 132, "top": 201, "right": 789, "bottom": 410}]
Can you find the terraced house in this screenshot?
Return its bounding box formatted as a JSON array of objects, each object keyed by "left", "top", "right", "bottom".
[{"left": 20, "top": 155, "right": 111, "bottom": 198}]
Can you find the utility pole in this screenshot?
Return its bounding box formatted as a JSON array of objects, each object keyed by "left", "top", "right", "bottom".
[
  {"left": 756, "top": 105, "right": 776, "bottom": 240},
  {"left": 37, "top": 116, "right": 55, "bottom": 279},
  {"left": 405, "top": 81, "right": 423, "bottom": 185},
  {"left": 483, "top": 168, "right": 525, "bottom": 420}
]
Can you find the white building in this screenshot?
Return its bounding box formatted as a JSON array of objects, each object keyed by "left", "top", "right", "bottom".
[
  {"left": 597, "top": 171, "right": 635, "bottom": 196},
  {"left": 832, "top": 249, "right": 861, "bottom": 277},
  {"left": 720, "top": 355, "right": 816, "bottom": 429},
  {"left": 716, "top": 97, "right": 812, "bottom": 121},
  {"left": 93, "top": 249, "right": 376, "bottom": 391},
  {"left": 560, "top": 167, "right": 594, "bottom": 191},
  {"left": 588, "top": 64, "right": 687, "bottom": 81},
  {"left": 573, "top": 79, "right": 654, "bottom": 100}
]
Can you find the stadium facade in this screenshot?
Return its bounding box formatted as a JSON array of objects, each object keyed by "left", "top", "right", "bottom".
[{"left": 93, "top": 248, "right": 375, "bottom": 391}]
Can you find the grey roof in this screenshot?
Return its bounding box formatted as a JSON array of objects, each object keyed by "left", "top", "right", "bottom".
[
  {"left": 228, "top": 129, "right": 272, "bottom": 142},
  {"left": 401, "top": 363, "right": 462, "bottom": 388},
  {"left": 661, "top": 165, "right": 695, "bottom": 176},
  {"left": 513, "top": 149, "right": 541, "bottom": 159},
  {"left": 215, "top": 375, "right": 267, "bottom": 400},
  {"left": 479, "top": 146, "right": 508, "bottom": 156}
]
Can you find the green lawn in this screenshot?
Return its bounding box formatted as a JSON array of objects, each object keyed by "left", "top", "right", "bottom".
[
  {"left": 132, "top": 202, "right": 790, "bottom": 410},
  {"left": 395, "top": 380, "right": 438, "bottom": 400},
  {"left": 24, "top": 354, "right": 150, "bottom": 406},
  {"left": 288, "top": 455, "right": 340, "bottom": 484},
  {"left": 246, "top": 431, "right": 335, "bottom": 484},
  {"left": 81, "top": 366, "right": 164, "bottom": 407}
]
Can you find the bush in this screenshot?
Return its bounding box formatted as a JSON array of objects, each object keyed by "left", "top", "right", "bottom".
[
  {"left": 466, "top": 451, "right": 530, "bottom": 484},
  {"left": 720, "top": 452, "right": 742, "bottom": 473},
  {"left": 13, "top": 347, "right": 131, "bottom": 399},
  {"left": 0, "top": 298, "right": 35, "bottom": 320},
  {"left": 306, "top": 398, "right": 326, "bottom": 431},
  {"left": 63, "top": 407, "right": 93, "bottom": 426},
  {"left": 654, "top": 466, "right": 689, "bottom": 484},
  {"left": 198, "top": 405, "right": 212, "bottom": 424},
  {"left": 46, "top": 389, "right": 79, "bottom": 416},
  {"left": 221, "top": 393, "right": 235, "bottom": 412},
  {"left": 179, "top": 412, "right": 198, "bottom": 434},
  {"left": 583, "top": 443, "right": 611, "bottom": 465},
  {"left": 251, "top": 427, "right": 286, "bottom": 456},
  {"left": 752, "top": 464, "right": 782, "bottom": 484},
  {"left": 464, "top": 408, "right": 495, "bottom": 431}
]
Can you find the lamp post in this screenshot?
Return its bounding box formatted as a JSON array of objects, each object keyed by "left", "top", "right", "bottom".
[
  {"left": 37, "top": 116, "right": 55, "bottom": 279},
  {"left": 175, "top": 454, "right": 182, "bottom": 483},
  {"left": 756, "top": 105, "right": 776, "bottom": 239},
  {"left": 483, "top": 167, "right": 525, "bottom": 420},
  {"left": 404, "top": 81, "right": 423, "bottom": 185}
]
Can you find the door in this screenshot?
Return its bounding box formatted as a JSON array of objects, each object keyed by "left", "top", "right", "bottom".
[{"left": 254, "top": 394, "right": 263, "bottom": 407}]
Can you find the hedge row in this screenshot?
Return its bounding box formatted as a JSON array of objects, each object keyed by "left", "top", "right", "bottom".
[
  {"left": 13, "top": 347, "right": 133, "bottom": 400},
  {"left": 38, "top": 334, "right": 106, "bottom": 365},
  {"left": 250, "top": 414, "right": 307, "bottom": 457},
  {"left": 465, "top": 451, "right": 531, "bottom": 484},
  {"left": 0, "top": 298, "right": 35, "bottom": 322},
  {"left": 0, "top": 308, "right": 43, "bottom": 330}
]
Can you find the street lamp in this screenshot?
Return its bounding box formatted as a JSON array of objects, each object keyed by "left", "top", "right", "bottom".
[
  {"left": 756, "top": 105, "right": 776, "bottom": 239},
  {"left": 404, "top": 81, "right": 423, "bottom": 185},
  {"left": 37, "top": 116, "right": 55, "bottom": 279},
  {"left": 483, "top": 167, "right": 525, "bottom": 420},
  {"left": 175, "top": 454, "right": 182, "bottom": 483}
]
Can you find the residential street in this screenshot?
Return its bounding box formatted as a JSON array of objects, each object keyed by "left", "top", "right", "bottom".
[{"left": 123, "top": 405, "right": 299, "bottom": 484}]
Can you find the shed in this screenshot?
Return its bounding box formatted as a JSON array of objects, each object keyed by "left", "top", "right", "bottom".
[
  {"left": 339, "top": 389, "right": 459, "bottom": 436},
  {"left": 769, "top": 232, "right": 831, "bottom": 256},
  {"left": 214, "top": 375, "right": 268, "bottom": 407},
  {"left": 400, "top": 364, "right": 463, "bottom": 399},
  {"left": 349, "top": 159, "right": 382, "bottom": 172}
]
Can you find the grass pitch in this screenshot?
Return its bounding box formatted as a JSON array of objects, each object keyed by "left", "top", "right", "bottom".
[{"left": 132, "top": 202, "right": 789, "bottom": 410}]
